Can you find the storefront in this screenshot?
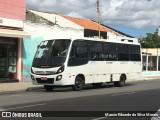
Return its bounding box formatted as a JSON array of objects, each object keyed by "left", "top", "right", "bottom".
[
  {"left": 0, "top": 0, "right": 30, "bottom": 83},
  {"left": 0, "top": 37, "right": 17, "bottom": 80},
  {"left": 0, "top": 17, "right": 31, "bottom": 83},
  {"left": 0, "top": 31, "right": 30, "bottom": 83},
  {"left": 142, "top": 48, "right": 160, "bottom": 76}
]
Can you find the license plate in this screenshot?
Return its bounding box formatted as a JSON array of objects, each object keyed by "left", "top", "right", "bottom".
[{"left": 41, "top": 77, "right": 47, "bottom": 80}]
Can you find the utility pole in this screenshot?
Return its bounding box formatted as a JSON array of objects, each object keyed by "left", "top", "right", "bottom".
[{"left": 97, "top": 0, "right": 101, "bottom": 39}]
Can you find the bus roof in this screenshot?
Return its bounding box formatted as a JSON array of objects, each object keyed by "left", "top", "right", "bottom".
[{"left": 43, "top": 37, "right": 140, "bottom": 45}]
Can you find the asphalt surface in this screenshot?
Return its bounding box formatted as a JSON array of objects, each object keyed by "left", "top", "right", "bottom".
[{"left": 0, "top": 80, "right": 160, "bottom": 120}]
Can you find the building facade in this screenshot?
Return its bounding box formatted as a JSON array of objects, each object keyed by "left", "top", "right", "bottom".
[
  {"left": 0, "top": 0, "right": 30, "bottom": 83},
  {"left": 142, "top": 48, "right": 160, "bottom": 76}
]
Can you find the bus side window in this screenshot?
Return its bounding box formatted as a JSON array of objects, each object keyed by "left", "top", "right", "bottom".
[
  {"left": 68, "top": 46, "right": 89, "bottom": 66},
  {"left": 117, "top": 43, "right": 129, "bottom": 61},
  {"left": 69, "top": 46, "right": 76, "bottom": 60},
  {"left": 69, "top": 46, "right": 88, "bottom": 60},
  {"left": 130, "top": 45, "right": 141, "bottom": 61},
  {"left": 90, "top": 41, "right": 104, "bottom": 61},
  {"left": 75, "top": 47, "right": 88, "bottom": 59},
  {"left": 103, "top": 42, "right": 117, "bottom": 61}
]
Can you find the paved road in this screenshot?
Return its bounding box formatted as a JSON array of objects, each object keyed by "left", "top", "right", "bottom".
[{"left": 0, "top": 80, "right": 160, "bottom": 120}]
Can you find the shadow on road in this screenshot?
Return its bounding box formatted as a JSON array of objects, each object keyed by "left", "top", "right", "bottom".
[{"left": 26, "top": 82, "right": 137, "bottom": 93}]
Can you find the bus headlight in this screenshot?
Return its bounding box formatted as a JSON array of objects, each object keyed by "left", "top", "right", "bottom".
[{"left": 56, "top": 65, "right": 65, "bottom": 74}]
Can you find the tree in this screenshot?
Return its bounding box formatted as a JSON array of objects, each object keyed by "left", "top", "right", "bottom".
[{"left": 139, "top": 32, "right": 160, "bottom": 48}]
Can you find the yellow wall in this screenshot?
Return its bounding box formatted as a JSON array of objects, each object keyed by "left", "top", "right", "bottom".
[{"left": 142, "top": 48, "right": 160, "bottom": 56}]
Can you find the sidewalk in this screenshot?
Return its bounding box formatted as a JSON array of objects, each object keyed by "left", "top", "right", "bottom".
[
  {"left": 0, "top": 76, "right": 160, "bottom": 94},
  {"left": 0, "top": 82, "right": 43, "bottom": 94}
]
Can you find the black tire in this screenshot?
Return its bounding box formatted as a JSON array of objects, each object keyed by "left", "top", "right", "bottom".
[
  {"left": 72, "top": 76, "right": 83, "bottom": 91},
  {"left": 114, "top": 75, "right": 126, "bottom": 87},
  {"left": 44, "top": 85, "right": 54, "bottom": 91},
  {"left": 114, "top": 81, "right": 119, "bottom": 87},
  {"left": 92, "top": 83, "right": 103, "bottom": 88}
]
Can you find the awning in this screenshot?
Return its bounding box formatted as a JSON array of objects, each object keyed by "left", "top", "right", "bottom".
[{"left": 0, "top": 28, "right": 31, "bottom": 38}]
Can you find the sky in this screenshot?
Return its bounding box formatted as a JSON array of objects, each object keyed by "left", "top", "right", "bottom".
[{"left": 26, "top": 0, "right": 160, "bottom": 38}]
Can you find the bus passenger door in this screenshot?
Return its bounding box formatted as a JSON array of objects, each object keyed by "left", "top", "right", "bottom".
[
  {"left": 89, "top": 41, "right": 110, "bottom": 83},
  {"left": 105, "top": 61, "right": 112, "bottom": 82},
  {"left": 88, "top": 61, "right": 97, "bottom": 83}
]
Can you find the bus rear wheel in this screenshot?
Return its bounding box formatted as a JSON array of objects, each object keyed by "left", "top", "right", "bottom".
[
  {"left": 114, "top": 75, "right": 126, "bottom": 87},
  {"left": 44, "top": 85, "right": 54, "bottom": 91},
  {"left": 72, "top": 76, "right": 83, "bottom": 91}
]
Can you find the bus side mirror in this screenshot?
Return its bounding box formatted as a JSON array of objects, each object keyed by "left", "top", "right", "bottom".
[{"left": 37, "top": 45, "right": 40, "bottom": 49}]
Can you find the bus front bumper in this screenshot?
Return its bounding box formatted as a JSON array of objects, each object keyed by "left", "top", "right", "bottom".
[{"left": 30, "top": 73, "right": 67, "bottom": 86}]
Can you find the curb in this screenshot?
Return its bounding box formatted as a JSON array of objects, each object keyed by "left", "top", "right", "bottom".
[
  {"left": 0, "top": 86, "right": 44, "bottom": 95},
  {"left": 127, "top": 78, "right": 160, "bottom": 82},
  {"left": 0, "top": 90, "right": 25, "bottom": 95},
  {"left": 26, "top": 86, "right": 44, "bottom": 91}
]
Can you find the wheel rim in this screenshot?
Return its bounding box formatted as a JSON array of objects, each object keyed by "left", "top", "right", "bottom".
[
  {"left": 76, "top": 80, "right": 81, "bottom": 88},
  {"left": 120, "top": 76, "right": 125, "bottom": 85}
]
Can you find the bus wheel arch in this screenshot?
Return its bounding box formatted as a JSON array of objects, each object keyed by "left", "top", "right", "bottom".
[
  {"left": 72, "top": 74, "right": 85, "bottom": 91},
  {"left": 114, "top": 74, "right": 126, "bottom": 87}
]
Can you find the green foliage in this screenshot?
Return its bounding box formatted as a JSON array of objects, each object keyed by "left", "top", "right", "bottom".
[{"left": 139, "top": 32, "right": 160, "bottom": 48}]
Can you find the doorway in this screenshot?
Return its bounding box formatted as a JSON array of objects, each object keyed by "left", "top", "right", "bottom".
[{"left": 0, "top": 40, "right": 17, "bottom": 83}]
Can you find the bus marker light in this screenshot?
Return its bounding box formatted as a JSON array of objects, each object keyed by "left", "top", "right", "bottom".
[{"left": 56, "top": 75, "right": 62, "bottom": 81}]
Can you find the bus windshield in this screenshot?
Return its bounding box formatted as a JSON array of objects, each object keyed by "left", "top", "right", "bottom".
[{"left": 32, "top": 39, "right": 71, "bottom": 68}]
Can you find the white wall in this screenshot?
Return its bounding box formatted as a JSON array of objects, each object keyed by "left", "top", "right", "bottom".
[
  {"left": 28, "top": 10, "right": 125, "bottom": 41},
  {"left": 29, "top": 10, "right": 83, "bottom": 30},
  {"left": 107, "top": 32, "right": 120, "bottom": 41},
  {"left": 142, "top": 48, "right": 160, "bottom": 56},
  {"left": 24, "top": 21, "right": 136, "bottom": 43},
  {"left": 24, "top": 21, "right": 84, "bottom": 40}
]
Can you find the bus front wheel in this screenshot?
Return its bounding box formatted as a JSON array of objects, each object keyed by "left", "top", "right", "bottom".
[
  {"left": 44, "top": 85, "right": 54, "bottom": 91},
  {"left": 72, "top": 76, "right": 83, "bottom": 91}
]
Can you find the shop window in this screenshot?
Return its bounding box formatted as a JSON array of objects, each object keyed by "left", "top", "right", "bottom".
[
  {"left": 158, "top": 56, "right": 160, "bottom": 71},
  {"left": 8, "top": 47, "right": 16, "bottom": 73},
  {"left": 152, "top": 56, "right": 158, "bottom": 71},
  {"left": 8, "top": 46, "right": 17, "bottom": 79},
  {"left": 142, "top": 55, "right": 147, "bottom": 71},
  {"left": 148, "top": 56, "right": 157, "bottom": 71}
]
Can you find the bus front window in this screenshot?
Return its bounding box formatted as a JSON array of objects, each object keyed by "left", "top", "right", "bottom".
[{"left": 32, "top": 39, "right": 71, "bottom": 68}]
